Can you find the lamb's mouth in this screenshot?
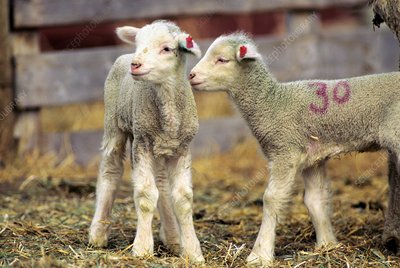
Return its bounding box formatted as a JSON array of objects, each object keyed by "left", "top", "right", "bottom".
[
  {"left": 190, "top": 81, "right": 205, "bottom": 89},
  {"left": 131, "top": 71, "right": 151, "bottom": 77}
]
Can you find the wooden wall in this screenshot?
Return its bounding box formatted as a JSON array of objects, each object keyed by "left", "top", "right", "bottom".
[{"left": 2, "top": 0, "right": 399, "bottom": 164}]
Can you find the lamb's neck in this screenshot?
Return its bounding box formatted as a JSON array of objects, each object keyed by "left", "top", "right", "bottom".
[
  {"left": 153, "top": 74, "right": 186, "bottom": 137},
  {"left": 229, "top": 61, "right": 284, "bottom": 139}
]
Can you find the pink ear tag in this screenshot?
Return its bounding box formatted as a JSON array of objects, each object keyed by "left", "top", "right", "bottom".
[{"left": 186, "top": 36, "right": 194, "bottom": 48}]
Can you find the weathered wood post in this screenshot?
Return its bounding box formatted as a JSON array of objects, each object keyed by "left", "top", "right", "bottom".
[{"left": 0, "top": 0, "right": 15, "bottom": 163}]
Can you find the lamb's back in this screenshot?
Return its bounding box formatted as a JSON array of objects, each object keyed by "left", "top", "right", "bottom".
[{"left": 283, "top": 72, "right": 400, "bottom": 143}]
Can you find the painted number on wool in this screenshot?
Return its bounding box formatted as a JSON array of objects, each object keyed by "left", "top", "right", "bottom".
[{"left": 309, "top": 81, "right": 351, "bottom": 114}]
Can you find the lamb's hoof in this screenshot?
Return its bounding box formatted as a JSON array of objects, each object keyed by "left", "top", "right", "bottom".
[
  {"left": 183, "top": 252, "right": 205, "bottom": 264},
  {"left": 383, "top": 230, "right": 400, "bottom": 256},
  {"left": 88, "top": 224, "right": 109, "bottom": 247},
  {"left": 246, "top": 252, "right": 273, "bottom": 267},
  {"left": 315, "top": 239, "right": 339, "bottom": 249},
  {"left": 132, "top": 243, "right": 153, "bottom": 257},
  {"left": 181, "top": 239, "right": 204, "bottom": 264}
]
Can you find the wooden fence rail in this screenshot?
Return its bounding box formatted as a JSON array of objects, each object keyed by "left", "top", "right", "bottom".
[
  {"left": 14, "top": 0, "right": 366, "bottom": 28},
  {"left": 15, "top": 30, "right": 398, "bottom": 108},
  {"left": 42, "top": 117, "right": 251, "bottom": 165}
]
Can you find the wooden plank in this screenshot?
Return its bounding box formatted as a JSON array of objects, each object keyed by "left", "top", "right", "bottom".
[
  {"left": 15, "top": 28, "right": 398, "bottom": 108},
  {"left": 192, "top": 117, "right": 251, "bottom": 156},
  {"left": 0, "top": 0, "right": 16, "bottom": 159},
  {"left": 42, "top": 117, "right": 252, "bottom": 165},
  {"left": 13, "top": 111, "right": 40, "bottom": 154},
  {"left": 317, "top": 28, "right": 399, "bottom": 79},
  {"left": 11, "top": 32, "right": 40, "bottom": 56},
  {"left": 10, "top": 31, "right": 42, "bottom": 156},
  {"left": 42, "top": 130, "right": 103, "bottom": 165},
  {"left": 13, "top": 0, "right": 366, "bottom": 28},
  {"left": 16, "top": 47, "right": 131, "bottom": 108}
]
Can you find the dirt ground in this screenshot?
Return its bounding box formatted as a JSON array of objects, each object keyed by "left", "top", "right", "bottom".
[{"left": 1, "top": 139, "right": 400, "bottom": 267}]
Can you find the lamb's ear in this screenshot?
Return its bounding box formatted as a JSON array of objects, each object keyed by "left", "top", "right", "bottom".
[
  {"left": 176, "top": 33, "right": 202, "bottom": 58},
  {"left": 116, "top": 26, "right": 139, "bottom": 45},
  {"left": 236, "top": 43, "right": 262, "bottom": 62}
]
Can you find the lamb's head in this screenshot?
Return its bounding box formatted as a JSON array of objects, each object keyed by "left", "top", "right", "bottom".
[
  {"left": 190, "top": 33, "right": 262, "bottom": 91},
  {"left": 116, "top": 20, "right": 201, "bottom": 83}
]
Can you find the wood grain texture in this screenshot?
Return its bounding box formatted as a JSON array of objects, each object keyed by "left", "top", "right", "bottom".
[
  {"left": 13, "top": 0, "right": 366, "bottom": 28},
  {"left": 15, "top": 29, "right": 399, "bottom": 108},
  {"left": 16, "top": 47, "right": 131, "bottom": 107},
  {"left": 0, "top": 0, "right": 16, "bottom": 158},
  {"left": 14, "top": 111, "right": 40, "bottom": 154},
  {"left": 11, "top": 32, "right": 40, "bottom": 56},
  {"left": 42, "top": 117, "right": 251, "bottom": 165},
  {"left": 0, "top": 0, "right": 11, "bottom": 87}
]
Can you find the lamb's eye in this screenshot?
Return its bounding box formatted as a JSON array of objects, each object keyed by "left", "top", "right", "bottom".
[
  {"left": 161, "top": 47, "right": 173, "bottom": 53},
  {"left": 216, "top": 58, "right": 229, "bottom": 64}
]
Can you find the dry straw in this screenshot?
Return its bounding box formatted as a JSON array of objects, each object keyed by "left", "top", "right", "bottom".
[{"left": 0, "top": 140, "right": 399, "bottom": 267}]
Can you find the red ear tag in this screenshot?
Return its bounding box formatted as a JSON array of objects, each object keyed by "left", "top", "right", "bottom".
[
  {"left": 186, "top": 36, "right": 194, "bottom": 48},
  {"left": 239, "top": 45, "right": 247, "bottom": 58}
]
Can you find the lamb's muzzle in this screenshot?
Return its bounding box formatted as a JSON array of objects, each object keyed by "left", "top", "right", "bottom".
[{"left": 189, "top": 71, "right": 205, "bottom": 88}]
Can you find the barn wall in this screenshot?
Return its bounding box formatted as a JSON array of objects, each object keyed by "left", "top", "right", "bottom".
[{"left": 5, "top": 0, "right": 399, "bottom": 164}]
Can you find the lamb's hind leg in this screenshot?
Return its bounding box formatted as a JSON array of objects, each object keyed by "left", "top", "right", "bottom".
[
  {"left": 380, "top": 104, "right": 400, "bottom": 255},
  {"left": 155, "top": 164, "right": 181, "bottom": 254},
  {"left": 132, "top": 149, "right": 159, "bottom": 256},
  {"left": 303, "top": 162, "right": 337, "bottom": 247},
  {"left": 383, "top": 151, "right": 400, "bottom": 255},
  {"left": 168, "top": 153, "right": 204, "bottom": 263},
  {"left": 89, "top": 132, "right": 127, "bottom": 247}
]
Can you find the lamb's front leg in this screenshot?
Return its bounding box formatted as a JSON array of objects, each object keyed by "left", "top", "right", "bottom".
[
  {"left": 155, "top": 167, "right": 181, "bottom": 254},
  {"left": 132, "top": 150, "right": 159, "bottom": 256},
  {"left": 303, "top": 162, "right": 337, "bottom": 247},
  {"left": 247, "top": 159, "right": 300, "bottom": 267},
  {"left": 168, "top": 153, "right": 204, "bottom": 263}
]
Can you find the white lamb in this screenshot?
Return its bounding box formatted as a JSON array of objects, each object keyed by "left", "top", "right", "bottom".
[
  {"left": 190, "top": 33, "right": 400, "bottom": 266},
  {"left": 88, "top": 20, "right": 204, "bottom": 263}
]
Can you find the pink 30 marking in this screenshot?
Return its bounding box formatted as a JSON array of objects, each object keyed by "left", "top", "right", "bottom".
[
  {"left": 309, "top": 82, "right": 329, "bottom": 114},
  {"left": 333, "top": 81, "right": 351, "bottom": 104},
  {"left": 309, "top": 81, "right": 351, "bottom": 114}
]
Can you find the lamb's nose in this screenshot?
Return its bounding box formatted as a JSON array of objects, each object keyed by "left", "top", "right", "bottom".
[
  {"left": 189, "top": 72, "right": 196, "bottom": 80},
  {"left": 131, "top": 62, "right": 142, "bottom": 70}
]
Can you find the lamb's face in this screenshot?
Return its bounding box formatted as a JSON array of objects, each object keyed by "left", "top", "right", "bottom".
[
  {"left": 190, "top": 37, "right": 261, "bottom": 91},
  {"left": 116, "top": 22, "right": 201, "bottom": 83}
]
